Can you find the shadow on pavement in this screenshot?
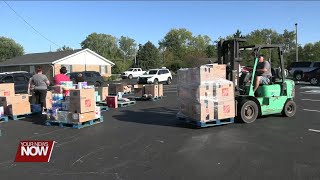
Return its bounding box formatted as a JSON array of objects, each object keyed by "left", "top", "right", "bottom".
[
  {"left": 113, "top": 107, "right": 196, "bottom": 129},
  {"left": 20, "top": 114, "right": 48, "bottom": 126}
]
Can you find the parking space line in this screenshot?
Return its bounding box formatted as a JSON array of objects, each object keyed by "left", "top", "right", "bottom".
[
  {"left": 308, "top": 129, "right": 320, "bottom": 133},
  {"left": 303, "top": 109, "right": 320, "bottom": 113},
  {"left": 301, "top": 99, "right": 320, "bottom": 102}
]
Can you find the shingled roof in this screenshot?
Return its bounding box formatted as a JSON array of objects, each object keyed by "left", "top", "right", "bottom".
[{"left": 0, "top": 49, "right": 83, "bottom": 66}]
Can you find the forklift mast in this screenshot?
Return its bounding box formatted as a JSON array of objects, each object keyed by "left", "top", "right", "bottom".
[{"left": 217, "top": 38, "right": 246, "bottom": 92}]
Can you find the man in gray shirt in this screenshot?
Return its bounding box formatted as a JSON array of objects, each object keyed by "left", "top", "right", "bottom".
[
  {"left": 28, "top": 66, "right": 50, "bottom": 114},
  {"left": 254, "top": 55, "right": 272, "bottom": 92}
]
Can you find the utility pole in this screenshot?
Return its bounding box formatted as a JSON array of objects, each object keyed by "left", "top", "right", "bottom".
[{"left": 295, "top": 23, "right": 298, "bottom": 62}]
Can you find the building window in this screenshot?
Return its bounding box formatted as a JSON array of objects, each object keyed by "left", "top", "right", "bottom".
[
  {"left": 30, "top": 66, "right": 35, "bottom": 74},
  {"left": 99, "top": 65, "right": 108, "bottom": 74}
]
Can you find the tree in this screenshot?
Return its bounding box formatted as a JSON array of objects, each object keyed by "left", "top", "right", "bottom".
[
  {"left": 56, "top": 45, "right": 73, "bottom": 52},
  {"left": 81, "top": 33, "right": 119, "bottom": 59},
  {"left": 159, "top": 28, "right": 193, "bottom": 60},
  {"left": 136, "top": 41, "right": 161, "bottom": 70},
  {"left": 221, "top": 29, "right": 296, "bottom": 67},
  {"left": 206, "top": 45, "right": 217, "bottom": 58},
  {"left": 118, "top": 36, "right": 137, "bottom": 61},
  {"left": 0, "top": 36, "right": 24, "bottom": 61},
  {"left": 190, "top": 35, "right": 212, "bottom": 52}
]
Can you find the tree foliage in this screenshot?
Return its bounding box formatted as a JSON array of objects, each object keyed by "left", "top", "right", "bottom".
[
  {"left": 56, "top": 45, "right": 73, "bottom": 52},
  {"left": 136, "top": 41, "right": 161, "bottom": 70},
  {"left": 118, "top": 36, "right": 137, "bottom": 61},
  {"left": 0, "top": 36, "right": 24, "bottom": 61},
  {"left": 81, "top": 33, "right": 119, "bottom": 59}
]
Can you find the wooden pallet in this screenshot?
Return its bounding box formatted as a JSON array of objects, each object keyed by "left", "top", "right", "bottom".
[
  {"left": 117, "top": 101, "right": 136, "bottom": 107},
  {"left": 8, "top": 114, "right": 31, "bottom": 120},
  {"left": 108, "top": 92, "right": 133, "bottom": 96},
  {"left": 45, "top": 117, "right": 104, "bottom": 129},
  {"left": 176, "top": 112, "right": 234, "bottom": 128},
  {"left": 0, "top": 116, "right": 9, "bottom": 123},
  {"left": 130, "top": 96, "right": 164, "bottom": 101}
]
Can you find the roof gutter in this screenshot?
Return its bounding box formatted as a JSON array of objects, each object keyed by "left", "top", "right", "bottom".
[{"left": 0, "top": 62, "right": 53, "bottom": 67}]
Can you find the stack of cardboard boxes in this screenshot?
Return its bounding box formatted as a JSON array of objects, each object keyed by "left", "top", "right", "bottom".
[
  {"left": 95, "top": 86, "right": 109, "bottom": 102},
  {"left": 47, "top": 81, "right": 101, "bottom": 123},
  {"left": 133, "top": 84, "right": 164, "bottom": 98},
  {"left": 109, "top": 83, "right": 131, "bottom": 95},
  {"left": 177, "top": 64, "right": 235, "bottom": 122},
  {"left": 0, "top": 83, "right": 31, "bottom": 116}
]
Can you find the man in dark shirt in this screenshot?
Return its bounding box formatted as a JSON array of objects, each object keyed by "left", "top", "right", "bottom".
[{"left": 254, "top": 55, "right": 272, "bottom": 92}]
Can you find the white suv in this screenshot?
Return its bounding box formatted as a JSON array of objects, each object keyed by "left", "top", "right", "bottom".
[{"left": 137, "top": 68, "right": 172, "bottom": 85}]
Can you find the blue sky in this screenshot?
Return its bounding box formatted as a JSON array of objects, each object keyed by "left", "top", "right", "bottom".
[{"left": 1, "top": 1, "right": 319, "bottom": 54}]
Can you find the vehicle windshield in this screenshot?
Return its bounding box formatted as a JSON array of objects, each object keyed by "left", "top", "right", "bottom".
[
  {"left": 148, "top": 70, "right": 158, "bottom": 75},
  {"left": 128, "top": 68, "right": 134, "bottom": 71}
]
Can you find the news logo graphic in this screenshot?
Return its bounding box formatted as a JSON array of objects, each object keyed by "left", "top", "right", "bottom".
[{"left": 15, "top": 141, "right": 55, "bottom": 162}]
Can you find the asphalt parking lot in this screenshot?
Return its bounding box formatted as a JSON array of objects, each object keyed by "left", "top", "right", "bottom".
[{"left": 1, "top": 79, "right": 320, "bottom": 180}]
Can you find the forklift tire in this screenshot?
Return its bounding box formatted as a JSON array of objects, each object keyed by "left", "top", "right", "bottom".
[
  {"left": 237, "top": 100, "right": 259, "bottom": 124},
  {"left": 282, "top": 100, "right": 296, "bottom": 117}
]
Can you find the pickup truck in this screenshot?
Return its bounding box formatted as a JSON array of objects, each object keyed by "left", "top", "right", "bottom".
[{"left": 121, "top": 68, "right": 146, "bottom": 79}]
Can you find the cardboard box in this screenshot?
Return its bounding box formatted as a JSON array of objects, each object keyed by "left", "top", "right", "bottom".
[
  {"left": 69, "top": 98, "right": 95, "bottom": 113},
  {"left": 180, "top": 64, "right": 226, "bottom": 85},
  {"left": 109, "top": 83, "right": 125, "bottom": 94},
  {"left": 158, "top": 84, "right": 163, "bottom": 97},
  {"left": 45, "top": 91, "right": 53, "bottom": 109},
  {"left": 96, "top": 87, "right": 109, "bottom": 101},
  {"left": 144, "top": 85, "right": 159, "bottom": 97},
  {"left": 69, "top": 89, "right": 95, "bottom": 113},
  {"left": 70, "top": 89, "right": 95, "bottom": 98},
  {"left": 214, "top": 100, "right": 236, "bottom": 120},
  {"left": 106, "top": 96, "right": 118, "bottom": 108},
  {"left": 180, "top": 99, "right": 214, "bottom": 122},
  {"left": 212, "top": 80, "right": 234, "bottom": 101},
  {"left": 0, "top": 83, "right": 15, "bottom": 96},
  {"left": 0, "top": 94, "right": 29, "bottom": 107},
  {"left": 7, "top": 102, "right": 31, "bottom": 115},
  {"left": 134, "top": 88, "right": 144, "bottom": 97},
  {"left": 134, "top": 84, "right": 145, "bottom": 89},
  {"left": 207, "top": 64, "right": 227, "bottom": 79},
  {"left": 69, "top": 111, "right": 96, "bottom": 123}
]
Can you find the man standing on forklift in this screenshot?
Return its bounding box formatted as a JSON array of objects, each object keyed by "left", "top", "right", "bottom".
[{"left": 254, "top": 54, "right": 272, "bottom": 92}]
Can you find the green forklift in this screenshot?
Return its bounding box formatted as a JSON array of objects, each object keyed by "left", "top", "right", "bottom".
[{"left": 217, "top": 38, "right": 296, "bottom": 123}]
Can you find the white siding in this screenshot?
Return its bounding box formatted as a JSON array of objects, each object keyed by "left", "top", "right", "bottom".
[{"left": 55, "top": 51, "right": 111, "bottom": 65}]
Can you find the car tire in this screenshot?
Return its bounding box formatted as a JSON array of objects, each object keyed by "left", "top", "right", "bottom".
[
  {"left": 94, "top": 81, "right": 101, "bottom": 87},
  {"left": 310, "top": 77, "right": 319, "bottom": 85},
  {"left": 294, "top": 72, "right": 303, "bottom": 81},
  {"left": 128, "top": 74, "right": 133, "bottom": 79},
  {"left": 237, "top": 99, "right": 259, "bottom": 124},
  {"left": 282, "top": 100, "right": 296, "bottom": 117},
  {"left": 166, "top": 77, "right": 172, "bottom": 85},
  {"left": 154, "top": 78, "right": 159, "bottom": 85}
]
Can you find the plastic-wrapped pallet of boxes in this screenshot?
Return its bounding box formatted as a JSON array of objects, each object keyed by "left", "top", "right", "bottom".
[
  {"left": 46, "top": 81, "right": 101, "bottom": 123},
  {"left": 177, "top": 64, "right": 235, "bottom": 122},
  {"left": 0, "top": 83, "right": 31, "bottom": 116}
]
